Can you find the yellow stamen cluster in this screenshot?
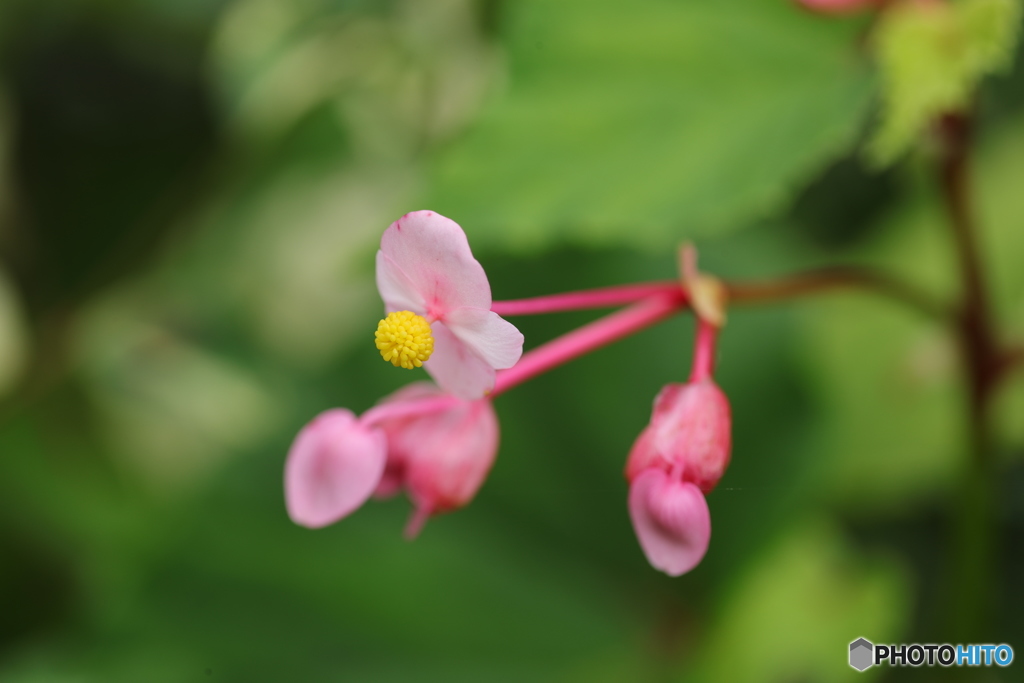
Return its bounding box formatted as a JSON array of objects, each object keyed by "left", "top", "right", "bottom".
[{"left": 375, "top": 310, "right": 434, "bottom": 369}]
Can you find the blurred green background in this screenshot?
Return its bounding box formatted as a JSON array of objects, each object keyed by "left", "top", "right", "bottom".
[{"left": 0, "top": 0, "right": 1022, "bottom": 681}]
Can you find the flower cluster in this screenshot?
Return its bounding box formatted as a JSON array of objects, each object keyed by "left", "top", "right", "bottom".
[
  {"left": 285, "top": 383, "right": 499, "bottom": 538},
  {"left": 284, "top": 210, "right": 732, "bottom": 575},
  {"left": 286, "top": 211, "right": 518, "bottom": 536}
]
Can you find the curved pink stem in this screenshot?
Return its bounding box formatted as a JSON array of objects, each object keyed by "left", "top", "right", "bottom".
[
  {"left": 491, "top": 282, "right": 681, "bottom": 316},
  {"left": 491, "top": 291, "right": 688, "bottom": 397}
]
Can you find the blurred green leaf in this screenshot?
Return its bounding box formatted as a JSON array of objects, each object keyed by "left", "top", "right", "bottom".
[
  {"left": 0, "top": 84, "right": 11, "bottom": 232},
  {"left": 975, "top": 113, "right": 1024, "bottom": 341},
  {"left": 973, "top": 116, "right": 1024, "bottom": 452},
  {"left": 689, "top": 519, "right": 908, "bottom": 682},
  {"left": 804, "top": 106, "right": 1024, "bottom": 502},
  {"left": 76, "top": 290, "right": 283, "bottom": 494},
  {"left": 428, "top": 0, "right": 873, "bottom": 251},
  {"left": 797, "top": 164, "right": 964, "bottom": 508},
  {"left": 869, "top": 0, "right": 1022, "bottom": 166},
  {"left": 211, "top": 0, "right": 495, "bottom": 152},
  {"left": 0, "top": 268, "right": 28, "bottom": 398},
  {"left": 801, "top": 292, "right": 964, "bottom": 505}
]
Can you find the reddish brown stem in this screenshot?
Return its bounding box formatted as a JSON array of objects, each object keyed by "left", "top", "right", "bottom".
[{"left": 727, "top": 267, "right": 948, "bottom": 320}]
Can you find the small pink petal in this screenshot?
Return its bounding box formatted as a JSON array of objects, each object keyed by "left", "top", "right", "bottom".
[
  {"left": 629, "top": 469, "right": 711, "bottom": 577},
  {"left": 376, "top": 251, "right": 427, "bottom": 314},
  {"left": 378, "top": 211, "right": 491, "bottom": 315},
  {"left": 424, "top": 322, "right": 496, "bottom": 399},
  {"left": 284, "top": 409, "right": 387, "bottom": 528},
  {"left": 403, "top": 399, "right": 499, "bottom": 513},
  {"left": 444, "top": 307, "right": 524, "bottom": 370}
]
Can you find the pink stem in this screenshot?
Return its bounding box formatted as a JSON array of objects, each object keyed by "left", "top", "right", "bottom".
[
  {"left": 689, "top": 319, "right": 718, "bottom": 383},
  {"left": 491, "top": 291, "right": 688, "bottom": 397},
  {"left": 491, "top": 281, "right": 681, "bottom": 316}
]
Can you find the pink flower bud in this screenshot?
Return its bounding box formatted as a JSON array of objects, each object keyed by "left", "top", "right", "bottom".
[
  {"left": 373, "top": 382, "right": 499, "bottom": 537},
  {"left": 628, "top": 468, "right": 711, "bottom": 577},
  {"left": 284, "top": 409, "right": 387, "bottom": 528},
  {"left": 625, "top": 379, "right": 731, "bottom": 493}
]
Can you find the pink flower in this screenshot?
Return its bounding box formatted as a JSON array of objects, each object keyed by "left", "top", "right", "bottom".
[
  {"left": 372, "top": 383, "right": 499, "bottom": 538},
  {"left": 376, "top": 211, "right": 524, "bottom": 400},
  {"left": 284, "top": 409, "right": 387, "bottom": 528},
  {"left": 283, "top": 382, "right": 498, "bottom": 537}
]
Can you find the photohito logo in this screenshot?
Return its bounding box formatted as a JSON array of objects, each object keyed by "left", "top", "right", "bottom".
[
  {"left": 849, "top": 638, "right": 1014, "bottom": 670},
  {"left": 849, "top": 638, "right": 873, "bottom": 671}
]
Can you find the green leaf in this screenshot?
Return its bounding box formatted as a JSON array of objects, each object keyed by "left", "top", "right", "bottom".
[
  {"left": 803, "top": 107, "right": 1024, "bottom": 500},
  {"left": 796, "top": 167, "right": 967, "bottom": 504},
  {"left": 688, "top": 520, "right": 908, "bottom": 683},
  {"left": 868, "top": 0, "right": 1023, "bottom": 166},
  {"left": 427, "top": 0, "right": 873, "bottom": 251},
  {"left": 801, "top": 293, "right": 964, "bottom": 505}
]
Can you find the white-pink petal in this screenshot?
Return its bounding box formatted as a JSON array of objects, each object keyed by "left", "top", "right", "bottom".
[
  {"left": 376, "top": 251, "right": 427, "bottom": 314},
  {"left": 628, "top": 468, "right": 711, "bottom": 577},
  {"left": 424, "top": 322, "right": 497, "bottom": 399},
  {"left": 378, "top": 211, "right": 491, "bottom": 315},
  {"left": 443, "top": 307, "right": 524, "bottom": 370},
  {"left": 284, "top": 409, "right": 387, "bottom": 528}
]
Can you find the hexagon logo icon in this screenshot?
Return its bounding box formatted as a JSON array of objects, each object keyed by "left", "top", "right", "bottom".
[{"left": 849, "top": 638, "right": 874, "bottom": 671}]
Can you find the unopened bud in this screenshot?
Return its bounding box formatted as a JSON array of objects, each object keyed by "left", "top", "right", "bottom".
[{"left": 625, "top": 380, "right": 732, "bottom": 492}]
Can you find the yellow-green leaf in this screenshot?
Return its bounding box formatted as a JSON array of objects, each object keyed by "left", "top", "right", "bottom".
[{"left": 869, "top": 0, "right": 1022, "bottom": 166}]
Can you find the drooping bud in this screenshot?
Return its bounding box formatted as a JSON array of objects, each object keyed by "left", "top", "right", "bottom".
[
  {"left": 625, "top": 294, "right": 731, "bottom": 577},
  {"left": 625, "top": 379, "right": 732, "bottom": 493},
  {"left": 628, "top": 468, "right": 711, "bottom": 577}
]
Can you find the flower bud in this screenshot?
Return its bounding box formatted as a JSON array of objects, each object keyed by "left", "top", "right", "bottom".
[
  {"left": 625, "top": 379, "right": 731, "bottom": 492},
  {"left": 374, "top": 383, "right": 499, "bottom": 537}
]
